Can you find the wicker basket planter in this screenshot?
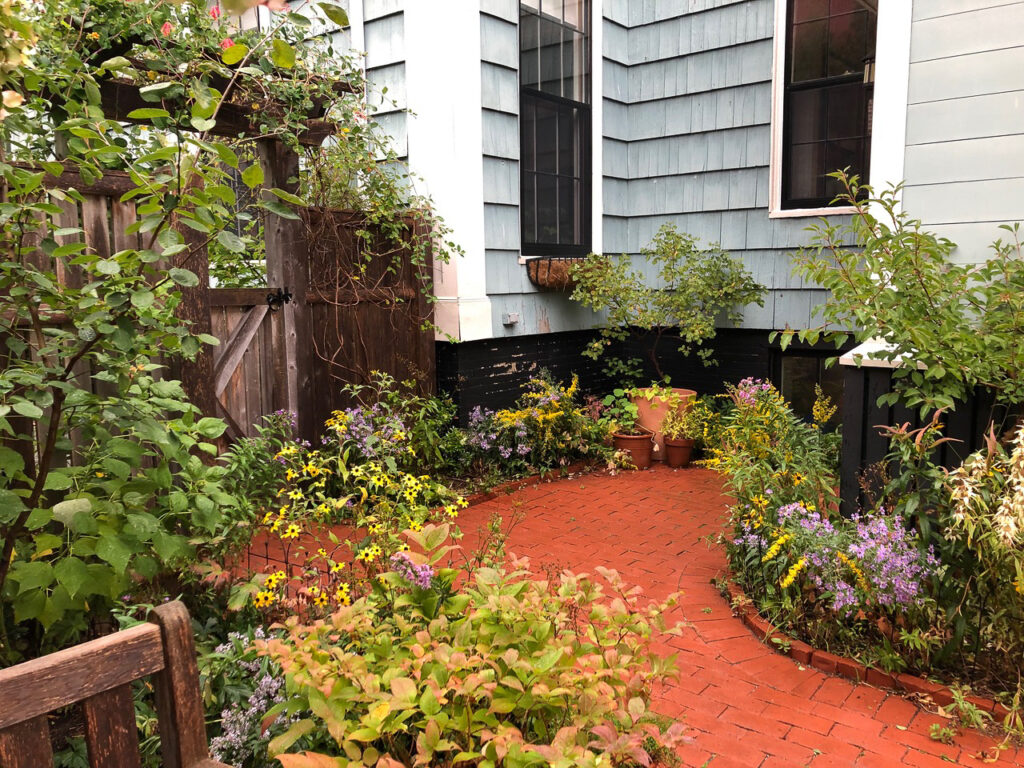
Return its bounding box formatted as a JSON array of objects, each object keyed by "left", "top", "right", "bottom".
[{"left": 525, "top": 257, "right": 585, "bottom": 290}]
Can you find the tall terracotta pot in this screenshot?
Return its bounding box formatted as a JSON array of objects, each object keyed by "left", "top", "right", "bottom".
[{"left": 631, "top": 388, "right": 696, "bottom": 460}]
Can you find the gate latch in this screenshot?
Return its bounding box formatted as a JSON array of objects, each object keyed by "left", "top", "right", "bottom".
[{"left": 266, "top": 287, "right": 293, "bottom": 312}]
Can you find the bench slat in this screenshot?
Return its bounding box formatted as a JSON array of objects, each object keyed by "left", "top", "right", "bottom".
[
  {"left": 0, "top": 623, "right": 164, "bottom": 730},
  {"left": 0, "top": 715, "right": 53, "bottom": 767},
  {"left": 151, "top": 602, "right": 210, "bottom": 768},
  {"left": 83, "top": 683, "right": 142, "bottom": 768}
]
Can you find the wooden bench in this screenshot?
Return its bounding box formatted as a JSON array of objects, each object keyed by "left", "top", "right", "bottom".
[{"left": 0, "top": 601, "right": 230, "bottom": 768}]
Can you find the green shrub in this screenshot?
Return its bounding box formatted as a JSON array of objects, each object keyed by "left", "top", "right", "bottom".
[
  {"left": 779, "top": 171, "right": 1024, "bottom": 413},
  {"left": 570, "top": 224, "right": 765, "bottom": 380}
]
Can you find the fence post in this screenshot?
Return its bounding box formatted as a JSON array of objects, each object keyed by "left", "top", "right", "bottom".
[
  {"left": 171, "top": 203, "right": 218, "bottom": 441},
  {"left": 258, "top": 139, "right": 313, "bottom": 443}
]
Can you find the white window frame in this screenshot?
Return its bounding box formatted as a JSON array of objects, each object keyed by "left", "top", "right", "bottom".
[{"left": 768, "top": 0, "right": 861, "bottom": 219}]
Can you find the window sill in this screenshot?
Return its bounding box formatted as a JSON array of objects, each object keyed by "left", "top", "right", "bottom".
[{"left": 768, "top": 205, "right": 857, "bottom": 219}]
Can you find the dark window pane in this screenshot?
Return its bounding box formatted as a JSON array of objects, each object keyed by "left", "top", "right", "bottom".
[
  {"left": 539, "top": 16, "right": 563, "bottom": 95},
  {"left": 787, "top": 142, "right": 825, "bottom": 202},
  {"left": 824, "top": 138, "right": 863, "bottom": 186},
  {"left": 557, "top": 106, "right": 574, "bottom": 175},
  {"left": 520, "top": 98, "right": 536, "bottom": 171},
  {"left": 828, "top": 11, "right": 868, "bottom": 76},
  {"left": 557, "top": 177, "right": 575, "bottom": 244},
  {"left": 782, "top": 0, "right": 876, "bottom": 209},
  {"left": 794, "top": 0, "right": 828, "bottom": 21},
  {"left": 791, "top": 20, "right": 828, "bottom": 81},
  {"left": 826, "top": 82, "right": 865, "bottom": 139},
  {"left": 535, "top": 101, "right": 558, "bottom": 174},
  {"left": 830, "top": 0, "right": 861, "bottom": 14},
  {"left": 781, "top": 356, "right": 819, "bottom": 418},
  {"left": 536, "top": 173, "right": 558, "bottom": 244},
  {"left": 789, "top": 89, "right": 825, "bottom": 143},
  {"left": 520, "top": 14, "right": 539, "bottom": 90},
  {"left": 522, "top": 173, "right": 537, "bottom": 243}
]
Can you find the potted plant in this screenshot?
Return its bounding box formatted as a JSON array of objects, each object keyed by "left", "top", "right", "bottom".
[
  {"left": 630, "top": 379, "right": 696, "bottom": 459},
  {"left": 661, "top": 405, "right": 696, "bottom": 468},
  {"left": 601, "top": 388, "right": 654, "bottom": 470}
]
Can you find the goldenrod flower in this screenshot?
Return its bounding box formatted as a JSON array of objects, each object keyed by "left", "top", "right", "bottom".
[{"left": 780, "top": 557, "right": 806, "bottom": 588}]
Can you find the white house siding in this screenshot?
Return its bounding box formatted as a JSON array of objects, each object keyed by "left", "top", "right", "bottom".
[
  {"left": 902, "top": 1, "right": 1024, "bottom": 263},
  {"left": 363, "top": 1, "right": 407, "bottom": 158}
]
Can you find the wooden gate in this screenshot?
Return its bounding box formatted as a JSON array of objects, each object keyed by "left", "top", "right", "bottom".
[{"left": 21, "top": 159, "right": 435, "bottom": 446}]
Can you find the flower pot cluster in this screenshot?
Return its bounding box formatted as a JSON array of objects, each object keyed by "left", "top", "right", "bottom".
[{"left": 601, "top": 384, "right": 708, "bottom": 470}]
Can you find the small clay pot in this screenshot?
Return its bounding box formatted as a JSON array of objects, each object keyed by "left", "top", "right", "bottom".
[
  {"left": 664, "top": 437, "right": 695, "bottom": 468},
  {"left": 612, "top": 432, "right": 654, "bottom": 470}
]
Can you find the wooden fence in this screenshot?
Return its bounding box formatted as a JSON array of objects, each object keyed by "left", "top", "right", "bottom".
[
  {"left": 26, "top": 153, "right": 434, "bottom": 447},
  {"left": 838, "top": 364, "right": 1006, "bottom": 516}
]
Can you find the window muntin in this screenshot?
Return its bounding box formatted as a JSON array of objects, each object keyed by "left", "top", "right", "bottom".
[
  {"left": 520, "top": 1, "right": 590, "bottom": 255},
  {"left": 782, "top": 0, "right": 876, "bottom": 210}
]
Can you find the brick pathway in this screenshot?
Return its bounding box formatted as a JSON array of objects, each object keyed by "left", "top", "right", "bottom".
[{"left": 452, "top": 465, "right": 1023, "bottom": 768}]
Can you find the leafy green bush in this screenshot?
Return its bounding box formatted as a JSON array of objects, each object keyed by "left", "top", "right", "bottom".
[
  {"left": 779, "top": 172, "right": 1024, "bottom": 413},
  {"left": 257, "top": 524, "right": 687, "bottom": 768},
  {"left": 570, "top": 224, "right": 765, "bottom": 380},
  {"left": 702, "top": 379, "right": 840, "bottom": 516}
]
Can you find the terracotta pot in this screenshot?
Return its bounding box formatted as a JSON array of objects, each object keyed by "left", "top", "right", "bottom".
[
  {"left": 663, "top": 437, "right": 694, "bottom": 468},
  {"left": 631, "top": 388, "right": 696, "bottom": 459},
  {"left": 612, "top": 432, "right": 654, "bottom": 470}
]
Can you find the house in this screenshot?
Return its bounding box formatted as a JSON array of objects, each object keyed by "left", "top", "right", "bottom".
[{"left": 325, "top": 0, "right": 1024, "bottom": 414}]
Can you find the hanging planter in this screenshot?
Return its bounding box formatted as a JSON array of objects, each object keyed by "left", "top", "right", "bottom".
[{"left": 525, "top": 256, "right": 585, "bottom": 291}]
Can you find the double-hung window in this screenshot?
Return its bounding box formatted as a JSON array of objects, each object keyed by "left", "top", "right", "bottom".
[
  {"left": 519, "top": 0, "right": 591, "bottom": 255},
  {"left": 773, "top": 0, "right": 877, "bottom": 212}
]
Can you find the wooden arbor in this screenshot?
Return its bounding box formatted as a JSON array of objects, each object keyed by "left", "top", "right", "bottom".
[{"left": 0, "top": 602, "right": 226, "bottom": 768}]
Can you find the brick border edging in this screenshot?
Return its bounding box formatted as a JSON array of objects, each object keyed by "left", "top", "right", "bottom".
[{"left": 723, "top": 579, "right": 1012, "bottom": 721}]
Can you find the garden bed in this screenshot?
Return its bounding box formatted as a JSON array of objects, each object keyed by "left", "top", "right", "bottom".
[{"left": 723, "top": 579, "right": 1015, "bottom": 723}]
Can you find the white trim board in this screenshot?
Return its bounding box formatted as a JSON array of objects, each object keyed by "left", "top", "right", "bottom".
[{"left": 768, "top": 0, "right": 903, "bottom": 219}]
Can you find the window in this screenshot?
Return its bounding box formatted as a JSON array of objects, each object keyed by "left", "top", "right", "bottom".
[
  {"left": 776, "top": 0, "right": 877, "bottom": 211},
  {"left": 777, "top": 353, "right": 844, "bottom": 424},
  {"left": 519, "top": 1, "right": 591, "bottom": 255}
]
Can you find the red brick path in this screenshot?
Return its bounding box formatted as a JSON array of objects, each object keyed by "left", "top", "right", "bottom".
[{"left": 451, "top": 466, "right": 1022, "bottom": 768}]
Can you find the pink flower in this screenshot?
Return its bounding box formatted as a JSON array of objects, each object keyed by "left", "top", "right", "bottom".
[
  {"left": 160, "top": 21, "right": 173, "bottom": 36},
  {"left": 220, "top": 37, "right": 234, "bottom": 49},
  {"left": 209, "top": 4, "right": 222, "bottom": 18}
]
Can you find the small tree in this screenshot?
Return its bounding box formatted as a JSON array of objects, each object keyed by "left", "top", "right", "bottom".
[
  {"left": 570, "top": 225, "right": 765, "bottom": 381},
  {"left": 777, "top": 172, "right": 1024, "bottom": 415}
]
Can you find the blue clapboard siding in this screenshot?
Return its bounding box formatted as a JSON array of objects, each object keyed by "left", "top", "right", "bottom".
[
  {"left": 475, "top": 0, "right": 837, "bottom": 337},
  {"left": 618, "top": 0, "right": 832, "bottom": 331},
  {"left": 903, "top": 1, "right": 1024, "bottom": 262}
]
